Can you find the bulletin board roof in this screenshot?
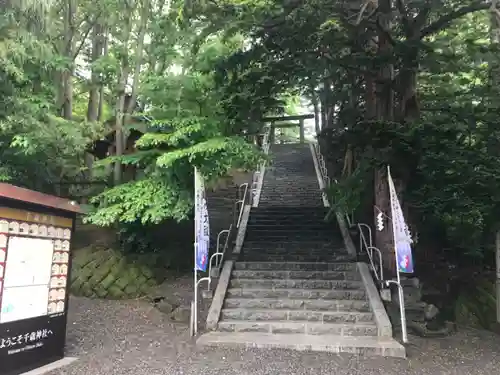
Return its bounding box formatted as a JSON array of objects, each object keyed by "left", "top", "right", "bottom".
[{"left": 0, "top": 183, "right": 82, "bottom": 214}]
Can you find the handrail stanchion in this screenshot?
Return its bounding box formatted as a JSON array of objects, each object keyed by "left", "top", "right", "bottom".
[
  {"left": 367, "top": 246, "right": 384, "bottom": 282},
  {"left": 385, "top": 279, "right": 409, "bottom": 343}
]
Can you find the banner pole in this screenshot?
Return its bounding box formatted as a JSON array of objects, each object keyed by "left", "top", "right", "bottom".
[
  {"left": 387, "top": 165, "right": 409, "bottom": 343},
  {"left": 193, "top": 167, "right": 199, "bottom": 336}
]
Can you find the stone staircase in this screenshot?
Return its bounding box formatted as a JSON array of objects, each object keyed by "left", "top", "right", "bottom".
[{"left": 199, "top": 144, "right": 405, "bottom": 357}]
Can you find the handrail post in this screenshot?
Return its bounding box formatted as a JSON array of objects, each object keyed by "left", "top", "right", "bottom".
[{"left": 385, "top": 280, "right": 409, "bottom": 343}]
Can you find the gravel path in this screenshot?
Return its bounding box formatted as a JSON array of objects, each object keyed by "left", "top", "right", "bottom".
[{"left": 50, "top": 280, "right": 500, "bottom": 375}]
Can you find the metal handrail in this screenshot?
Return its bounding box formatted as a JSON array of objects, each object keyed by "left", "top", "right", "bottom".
[
  {"left": 207, "top": 182, "right": 250, "bottom": 292},
  {"left": 358, "top": 224, "right": 381, "bottom": 282},
  {"left": 208, "top": 229, "right": 229, "bottom": 273},
  {"left": 237, "top": 183, "right": 249, "bottom": 228},
  {"left": 314, "top": 143, "right": 350, "bottom": 222},
  {"left": 193, "top": 126, "right": 271, "bottom": 336},
  {"left": 367, "top": 246, "right": 384, "bottom": 282},
  {"left": 209, "top": 127, "right": 269, "bottom": 281},
  {"left": 316, "top": 143, "right": 382, "bottom": 281},
  {"left": 313, "top": 142, "right": 408, "bottom": 344},
  {"left": 252, "top": 126, "right": 271, "bottom": 206}
]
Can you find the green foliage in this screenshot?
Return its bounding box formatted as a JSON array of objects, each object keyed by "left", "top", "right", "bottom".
[
  {"left": 4, "top": 0, "right": 500, "bottom": 279},
  {"left": 325, "top": 163, "right": 368, "bottom": 215},
  {"left": 87, "top": 115, "right": 263, "bottom": 226},
  {"left": 0, "top": 4, "right": 100, "bottom": 191}
]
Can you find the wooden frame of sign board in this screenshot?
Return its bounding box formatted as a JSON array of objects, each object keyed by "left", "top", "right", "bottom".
[{"left": 0, "top": 183, "right": 81, "bottom": 375}]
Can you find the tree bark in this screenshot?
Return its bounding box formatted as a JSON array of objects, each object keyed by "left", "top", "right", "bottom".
[
  {"left": 320, "top": 87, "right": 327, "bottom": 129},
  {"left": 85, "top": 22, "right": 105, "bottom": 179},
  {"left": 59, "top": 0, "right": 77, "bottom": 120},
  {"left": 125, "top": 0, "right": 149, "bottom": 115},
  {"left": 98, "top": 29, "right": 109, "bottom": 122},
  {"left": 374, "top": 0, "right": 397, "bottom": 276},
  {"left": 311, "top": 86, "right": 320, "bottom": 134},
  {"left": 323, "top": 77, "right": 335, "bottom": 128},
  {"left": 113, "top": 4, "right": 134, "bottom": 185}
]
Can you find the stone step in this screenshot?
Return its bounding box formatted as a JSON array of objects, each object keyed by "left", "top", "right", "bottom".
[
  {"left": 234, "top": 262, "right": 356, "bottom": 271},
  {"left": 244, "top": 236, "right": 338, "bottom": 242},
  {"left": 242, "top": 240, "right": 343, "bottom": 247},
  {"left": 229, "top": 278, "right": 364, "bottom": 290},
  {"left": 197, "top": 332, "right": 406, "bottom": 358},
  {"left": 249, "top": 208, "right": 327, "bottom": 216},
  {"left": 223, "top": 298, "right": 371, "bottom": 312},
  {"left": 226, "top": 288, "right": 367, "bottom": 300},
  {"left": 245, "top": 228, "right": 333, "bottom": 234},
  {"left": 220, "top": 308, "right": 374, "bottom": 323},
  {"left": 242, "top": 245, "right": 345, "bottom": 251},
  {"left": 239, "top": 253, "right": 349, "bottom": 260},
  {"left": 246, "top": 224, "right": 333, "bottom": 230},
  {"left": 240, "top": 255, "right": 355, "bottom": 263},
  {"left": 217, "top": 320, "right": 377, "bottom": 336},
  {"left": 231, "top": 270, "right": 361, "bottom": 281},
  {"left": 258, "top": 199, "right": 322, "bottom": 205},
  {"left": 246, "top": 228, "right": 333, "bottom": 233},
  {"left": 258, "top": 203, "right": 324, "bottom": 207},
  {"left": 244, "top": 237, "right": 336, "bottom": 243},
  {"left": 259, "top": 196, "right": 322, "bottom": 201},
  {"left": 248, "top": 220, "right": 326, "bottom": 226},
  {"left": 241, "top": 245, "right": 346, "bottom": 253},
  {"left": 247, "top": 218, "right": 328, "bottom": 223}
]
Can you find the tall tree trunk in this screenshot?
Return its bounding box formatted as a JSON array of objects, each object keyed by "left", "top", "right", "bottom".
[
  {"left": 365, "top": 74, "right": 376, "bottom": 119},
  {"left": 122, "top": 0, "right": 149, "bottom": 183},
  {"left": 490, "top": 1, "right": 500, "bottom": 95},
  {"left": 323, "top": 77, "right": 335, "bottom": 128},
  {"left": 320, "top": 88, "right": 327, "bottom": 129},
  {"left": 374, "top": 0, "right": 396, "bottom": 276},
  {"left": 126, "top": 0, "right": 149, "bottom": 115},
  {"left": 59, "top": 0, "right": 77, "bottom": 120},
  {"left": 311, "top": 86, "right": 320, "bottom": 134},
  {"left": 98, "top": 30, "right": 109, "bottom": 122},
  {"left": 114, "top": 5, "right": 134, "bottom": 185},
  {"left": 85, "top": 22, "right": 104, "bottom": 180}
]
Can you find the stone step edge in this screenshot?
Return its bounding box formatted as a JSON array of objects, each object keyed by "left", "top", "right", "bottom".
[
  {"left": 232, "top": 265, "right": 357, "bottom": 271},
  {"left": 231, "top": 278, "right": 364, "bottom": 285},
  {"left": 235, "top": 261, "right": 356, "bottom": 266},
  {"left": 231, "top": 270, "right": 359, "bottom": 276},
  {"left": 227, "top": 287, "right": 367, "bottom": 294},
  {"left": 197, "top": 332, "right": 406, "bottom": 358},
  {"left": 222, "top": 305, "right": 371, "bottom": 312},
  {"left": 218, "top": 319, "right": 377, "bottom": 328},
  {"left": 224, "top": 297, "right": 369, "bottom": 306},
  {"left": 221, "top": 308, "right": 374, "bottom": 319}
]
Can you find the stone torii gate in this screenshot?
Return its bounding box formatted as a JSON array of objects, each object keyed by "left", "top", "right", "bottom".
[{"left": 261, "top": 114, "right": 314, "bottom": 144}]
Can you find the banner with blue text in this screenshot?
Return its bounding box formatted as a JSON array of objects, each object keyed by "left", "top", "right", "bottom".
[
  {"left": 194, "top": 168, "right": 210, "bottom": 272},
  {"left": 388, "top": 167, "right": 414, "bottom": 274}
]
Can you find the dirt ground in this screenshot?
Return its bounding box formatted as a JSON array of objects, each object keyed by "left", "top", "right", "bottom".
[{"left": 49, "top": 274, "right": 500, "bottom": 375}]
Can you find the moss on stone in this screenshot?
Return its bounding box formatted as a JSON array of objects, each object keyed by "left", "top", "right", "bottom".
[{"left": 70, "top": 245, "right": 164, "bottom": 300}]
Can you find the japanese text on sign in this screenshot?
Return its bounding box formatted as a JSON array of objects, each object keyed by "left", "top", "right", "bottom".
[{"left": 0, "top": 329, "right": 53, "bottom": 354}]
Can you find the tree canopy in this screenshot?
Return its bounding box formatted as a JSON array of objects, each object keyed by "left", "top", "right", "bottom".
[{"left": 3, "top": 0, "right": 500, "bottom": 279}]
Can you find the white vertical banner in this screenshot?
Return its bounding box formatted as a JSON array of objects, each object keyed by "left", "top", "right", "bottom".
[
  {"left": 194, "top": 168, "right": 210, "bottom": 272},
  {"left": 387, "top": 165, "right": 411, "bottom": 344},
  {"left": 192, "top": 167, "right": 210, "bottom": 336},
  {"left": 388, "top": 166, "right": 414, "bottom": 274}
]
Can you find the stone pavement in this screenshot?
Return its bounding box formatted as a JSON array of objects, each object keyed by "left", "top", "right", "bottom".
[{"left": 48, "top": 295, "right": 500, "bottom": 375}]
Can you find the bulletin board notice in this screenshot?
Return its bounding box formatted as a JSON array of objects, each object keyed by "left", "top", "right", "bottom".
[{"left": 0, "top": 237, "right": 54, "bottom": 324}]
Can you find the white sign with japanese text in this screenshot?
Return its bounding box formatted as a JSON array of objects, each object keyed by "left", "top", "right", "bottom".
[
  {"left": 0, "top": 328, "right": 54, "bottom": 354},
  {"left": 0, "top": 237, "right": 54, "bottom": 323},
  {"left": 0, "top": 285, "right": 50, "bottom": 323},
  {"left": 3, "top": 237, "right": 53, "bottom": 288}
]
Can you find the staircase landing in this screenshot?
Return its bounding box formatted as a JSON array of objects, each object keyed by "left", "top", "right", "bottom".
[{"left": 198, "top": 332, "right": 405, "bottom": 357}]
